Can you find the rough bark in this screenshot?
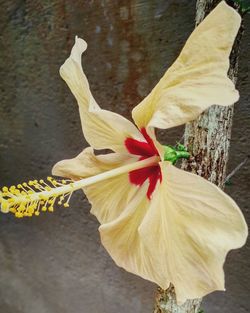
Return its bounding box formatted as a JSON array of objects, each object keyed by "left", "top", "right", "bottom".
[
  {"left": 153, "top": 285, "right": 202, "bottom": 313},
  {"left": 154, "top": 1, "right": 244, "bottom": 312}
]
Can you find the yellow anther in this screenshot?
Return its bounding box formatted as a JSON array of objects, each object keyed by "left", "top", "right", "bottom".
[
  {"left": 15, "top": 212, "right": 23, "bottom": 218},
  {"left": 2, "top": 175, "right": 76, "bottom": 218},
  {"left": 10, "top": 207, "right": 17, "bottom": 213},
  {"left": 28, "top": 207, "right": 35, "bottom": 214},
  {"left": 17, "top": 205, "right": 25, "bottom": 212},
  {"left": 1, "top": 201, "right": 9, "bottom": 212}
]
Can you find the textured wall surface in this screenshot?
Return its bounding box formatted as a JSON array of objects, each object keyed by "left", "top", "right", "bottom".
[{"left": 0, "top": 1, "right": 249, "bottom": 312}]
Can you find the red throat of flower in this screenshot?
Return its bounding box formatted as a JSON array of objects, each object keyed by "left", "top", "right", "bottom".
[{"left": 125, "top": 128, "right": 162, "bottom": 200}]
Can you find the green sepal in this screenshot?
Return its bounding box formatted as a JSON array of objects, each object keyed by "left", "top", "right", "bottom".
[{"left": 163, "top": 144, "right": 190, "bottom": 164}]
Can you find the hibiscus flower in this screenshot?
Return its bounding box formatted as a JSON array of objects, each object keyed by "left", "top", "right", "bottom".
[
  {"left": 52, "top": 1, "right": 248, "bottom": 302},
  {"left": 0, "top": 1, "right": 247, "bottom": 303}
]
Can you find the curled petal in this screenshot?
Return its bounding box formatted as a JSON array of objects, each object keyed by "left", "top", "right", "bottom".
[
  {"left": 60, "top": 36, "right": 143, "bottom": 152},
  {"left": 132, "top": 1, "right": 241, "bottom": 129}
]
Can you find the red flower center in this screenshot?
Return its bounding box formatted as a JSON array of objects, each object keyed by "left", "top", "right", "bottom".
[{"left": 125, "top": 127, "right": 162, "bottom": 200}]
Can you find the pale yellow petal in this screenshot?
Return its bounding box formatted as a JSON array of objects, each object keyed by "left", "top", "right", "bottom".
[
  {"left": 85, "top": 166, "right": 139, "bottom": 224},
  {"left": 52, "top": 147, "right": 124, "bottom": 179},
  {"left": 52, "top": 147, "right": 139, "bottom": 223},
  {"left": 139, "top": 162, "right": 248, "bottom": 303},
  {"left": 132, "top": 1, "right": 241, "bottom": 129},
  {"left": 100, "top": 160, "right": 247, "bottom": 303},
  {"left": 99, "top": 183, "right": 168, "bottom": 286},
  {"left": 61, "top": 36, "right": 143, "bottom": 152}
]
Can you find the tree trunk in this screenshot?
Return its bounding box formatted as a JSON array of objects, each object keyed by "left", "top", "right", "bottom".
[{"left": 153, "top": 0, "right": 244, "bottom": 312}]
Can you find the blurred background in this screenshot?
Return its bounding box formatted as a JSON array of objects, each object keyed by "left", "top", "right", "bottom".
[{"left": 0, "top": 1, "right": 249, "bottom": 312}]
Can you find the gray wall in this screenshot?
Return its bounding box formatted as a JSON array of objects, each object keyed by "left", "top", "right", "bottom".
[{"left": 0, "top": 1, "right": 249, "bottom": 312}]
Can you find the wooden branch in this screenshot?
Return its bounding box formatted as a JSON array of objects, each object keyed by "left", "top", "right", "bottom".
[
  {"left": 153, "top": 1, "right": 244, "bottom": 312},
  {"left": 153, "top": 285, "right": 202, "bottom": 313}
]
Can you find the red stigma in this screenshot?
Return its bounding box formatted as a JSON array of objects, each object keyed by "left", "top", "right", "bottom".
[{"left": 125, "top": 128, "right": 162, "bottom": 199}]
